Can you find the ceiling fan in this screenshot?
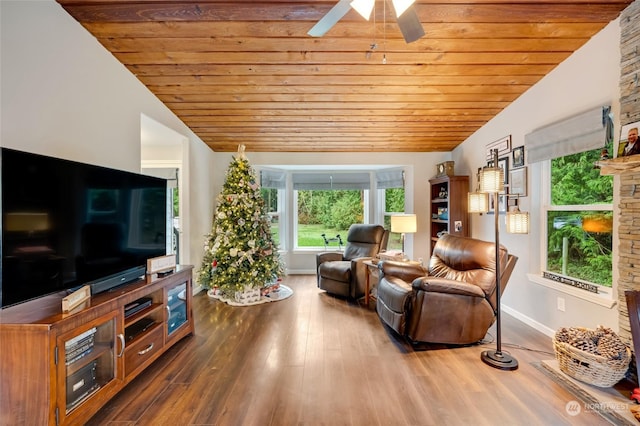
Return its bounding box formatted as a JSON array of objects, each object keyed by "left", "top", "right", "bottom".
[{"left": 308, "top": 0, "right": 425, "bottom": 44}]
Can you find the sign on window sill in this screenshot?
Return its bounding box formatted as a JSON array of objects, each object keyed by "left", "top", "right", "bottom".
[{"left": 542, "top": 271, "right": 598, "bottom": 293}]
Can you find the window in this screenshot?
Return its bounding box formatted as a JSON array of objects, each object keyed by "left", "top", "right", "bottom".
[
  {"left": 260, "top": 188, "right": 281, "bottom": 248},
  {"left": 544, "top": 144, "right": 613, "bottom": 287},
  {"left": 296, "top": 189, "right": 365, "bottom": 248},
  {"left": 292, "top": 172, "right": 370, "bottom": 249},
  {"left": 259, "top": 168, "right": 406, "bottom": 250},
  {"left": 377, "top": 168, "right": 406, "bottom": 250},
  {"left": 382, "top": 187, "right": 406, "bottom": 250},
  {"left": 259, "top": 169, "right": 285, "bottom": 250}
]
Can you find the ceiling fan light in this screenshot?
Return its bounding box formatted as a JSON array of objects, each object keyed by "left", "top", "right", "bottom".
[
  {"left": 392, "top": 0, "right": 415, "bottom": 17},
  {"left": 350, "top": 0, "right": 375, "bottom": 20}
]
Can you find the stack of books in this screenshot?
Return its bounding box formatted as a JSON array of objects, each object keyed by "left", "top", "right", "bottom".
[{"left": 65, "top": 327, "right": 96, "bottom": 365}]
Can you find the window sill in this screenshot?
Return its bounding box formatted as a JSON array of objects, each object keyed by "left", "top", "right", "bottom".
[
  {"left": 292, "top": 247, "right": 342, "bottom": 254},
  {"left": 527, "top": 273, "right": 617, "bottom": 309}
]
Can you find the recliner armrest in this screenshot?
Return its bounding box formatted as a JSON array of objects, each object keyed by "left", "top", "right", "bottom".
[
  {"left": 350, "top": 256, "right": 375, "bottom": 275},
  {"left": 379, "top": 260, "right": 428, "bottom": 283},
  {"left": 316, "top": 252, "right": 344, "bottom": 264},
  {"left": 412, "top": 276, "right": 485, "bottom": 298}
]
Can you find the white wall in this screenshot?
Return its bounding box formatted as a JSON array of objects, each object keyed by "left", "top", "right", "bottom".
[
  {"left": 452, "top": 19, "right": 622, "bottom": 335},
  {"left": 0, "top": 0, "right": 215, "bottom": 283}
]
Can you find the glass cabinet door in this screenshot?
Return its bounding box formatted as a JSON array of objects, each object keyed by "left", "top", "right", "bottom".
[
  {"left": 166, "top": 282, "right": 187, "bottom": 337},
  {"left": 57, "top": 311, "right": 120, "bottom": 418}
]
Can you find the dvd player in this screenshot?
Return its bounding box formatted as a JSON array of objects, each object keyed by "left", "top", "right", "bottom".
[
  {"left": 124, "top": 297, "right": 153, "bottom": 318},
  {"left": 125, "top": 318, "right": 156, "bottom": 342}
]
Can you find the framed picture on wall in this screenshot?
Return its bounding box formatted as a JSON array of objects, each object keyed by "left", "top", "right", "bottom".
[
  {"left": 498, "top": 157, "right": 509, "bottom": 185},
  {"left": 509, "top": 167, "right": 527, "bottom": 196},
  {"left": 617, "top": 120, "right": 640, "bottom": 158},
  {"left": 488, "top": 156, "right": 510, "bottom": 186},
  {"left": 488, "top": 193, "right": 508, "bottom": 215},
  {"left": 512, "top": 146, "right": 525, "bottom": 168},
  {"left": 486, "top": 135, "right": 511, "bottom": 160}
]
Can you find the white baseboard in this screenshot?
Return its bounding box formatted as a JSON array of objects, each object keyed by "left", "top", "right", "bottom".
[
  {"left": 502, "top": 304, "right": 555, "bottom": 337},
  {"left": 286, "top": 269, "right": 316, "bottom": 275}
]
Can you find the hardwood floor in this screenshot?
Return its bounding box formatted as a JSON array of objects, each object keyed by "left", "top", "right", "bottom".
[{"left": 87, "top": 275, "right": 611, "bottom": 425}]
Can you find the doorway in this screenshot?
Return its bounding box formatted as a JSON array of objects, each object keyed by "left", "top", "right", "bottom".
[{"left": 140, "top": 113, "right": 188, "bottom": 265}]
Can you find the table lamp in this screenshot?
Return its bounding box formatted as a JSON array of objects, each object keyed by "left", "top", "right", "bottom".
[{"left": 391, "top": 214, "right": 417, "bottom": 258}]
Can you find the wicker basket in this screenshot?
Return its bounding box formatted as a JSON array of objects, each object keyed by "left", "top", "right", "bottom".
[{"left": 553, "top": 335, "right": 631, "bottom": 388}]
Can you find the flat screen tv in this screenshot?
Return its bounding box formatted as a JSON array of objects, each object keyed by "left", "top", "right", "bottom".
[{"left": 1, "top": 148, "right": 168, "bottom": 308}]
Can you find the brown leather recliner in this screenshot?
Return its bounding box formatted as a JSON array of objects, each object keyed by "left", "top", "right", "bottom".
[
  {"left": 376, "top": 234, "right": 517, "bottom": 345},
  {"left": 316, "top": 224, "right": 388, "bottom": 299}
]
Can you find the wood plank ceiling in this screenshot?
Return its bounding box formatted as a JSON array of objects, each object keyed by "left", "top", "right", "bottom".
[{"left": 56, "top": 0, "right": 633, "bottom": 152}]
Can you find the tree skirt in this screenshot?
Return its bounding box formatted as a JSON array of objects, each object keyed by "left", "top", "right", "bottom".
[{"left": 207, "top": 284, "right": 293, "bottom": 306}]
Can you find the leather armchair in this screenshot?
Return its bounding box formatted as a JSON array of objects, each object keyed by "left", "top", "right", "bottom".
[
  {"left": 317, "top": 224, "right": 388, "bottom": 299},
  {"left": 376, "top": 234, "right": 518, "bottom": 345}
]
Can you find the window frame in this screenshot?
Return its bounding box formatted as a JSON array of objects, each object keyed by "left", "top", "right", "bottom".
[
  {"left": 257, "top": 167, "right": 409, "bottom": 253},
  {"left": 292, "top": 188, "right": 370, "bottom": 250},
  {"left": 533, "top": 157, "right": 615, "bottom": 306},
  {"left": 261, "top": 187, "right": 285, "bottom": 251},
  {"left": 379, "top": 187, "right": 407, "bottom": 251}
]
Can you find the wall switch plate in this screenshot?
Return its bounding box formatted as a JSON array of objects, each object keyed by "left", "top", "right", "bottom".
[{"left": 557, "top": 297, "right": 566, "bottom": 312}]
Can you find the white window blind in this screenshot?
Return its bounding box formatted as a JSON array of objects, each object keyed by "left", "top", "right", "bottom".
[
  {"left": 260, "top": 169, "right": 286, "bottom": 189},
  {"left": 376, "top": 168, "right": 404, "bottom": 189},
  {"left": 525, "top": 105, "right": 613, "bottom": 163},
  {"left": 292, "top": 172, "right": 370, "bottom": 190}
]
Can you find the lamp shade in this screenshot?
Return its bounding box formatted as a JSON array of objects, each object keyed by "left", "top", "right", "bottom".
[
  {"left": 479, "top": 167, "right": 504, "bottom": 193},
  {"left": 392, "top": 0, "right": 415, "bottom": 17},
  {"left": 391, "top": 214, "right": 417, "bottom": 234},
  {"left": 468, "top": 192, "right": 489, "bottom": 213},
  {"left": 506, "top": 209, "right": 530, "bottom": 234},
  {"left": 350, "top": 0, "right": 375, "bottom": 20},
  {"left": 5, "top": 212, "right": 50, "bottom": 232}
]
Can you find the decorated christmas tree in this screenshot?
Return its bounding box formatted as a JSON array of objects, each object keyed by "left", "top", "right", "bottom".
[{"left": 198, "top": 145, "right": 283, "bottom": 298}]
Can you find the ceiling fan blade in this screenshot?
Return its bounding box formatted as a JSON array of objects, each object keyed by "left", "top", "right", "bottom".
[
  {"left": 396, "top": 5, "right": 425, "bottom": 43},
  {"left": 307, "top": 0, "right": 353, "bottom": 37}
]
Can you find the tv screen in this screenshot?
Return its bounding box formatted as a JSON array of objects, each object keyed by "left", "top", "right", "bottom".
[{"left": 1, "top": 148, "right": 168, "bottom": 308}]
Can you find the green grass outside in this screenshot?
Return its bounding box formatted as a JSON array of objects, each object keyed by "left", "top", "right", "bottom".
[
  {"left": 271, "top": 223, "right": 402, "bottom": 250},
  {"left": 298, "top": 224, "right": 348, "bottom": 247}
]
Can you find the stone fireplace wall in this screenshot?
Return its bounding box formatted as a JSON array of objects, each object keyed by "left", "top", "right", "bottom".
[
  {"left": 618, "top": 171, "right": 640, "bottom": 345},
  {"left": 617, "top": 0, "right": 640, "bottom": 346}
]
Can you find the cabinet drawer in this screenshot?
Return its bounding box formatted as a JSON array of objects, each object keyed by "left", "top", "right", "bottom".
[{"left": 124, "top": 325, "right": 163, "bottom": 376}]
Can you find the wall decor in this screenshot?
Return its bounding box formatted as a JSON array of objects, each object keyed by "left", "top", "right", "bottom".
[
  {"left": 498, "top": 157, "right": 509, "bottom": 185},
  {"left": 512, "top": 146, "right": 525, "bottom": 168},
  {"left": 488, "top": 193, "right": 507, "bottom": 215},
  {"left": 617, "top": 120, "right": 640, "bottom": 158},
  {"left": 436, "top": 161, "right": 455, "bottom": 177},
  {"left": 509, "top": 166, "right": 527, "bottom": 196},
  {"left": 486, "top": 135, "right": 511, "bottom": 160},
  {"left": 488, "top": 156, "right": 510, "bottom": 186}
]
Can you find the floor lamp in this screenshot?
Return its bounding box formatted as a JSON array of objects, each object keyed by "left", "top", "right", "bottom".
[{"left": 468, "top": 148, "right": 529, "bottom": 371}]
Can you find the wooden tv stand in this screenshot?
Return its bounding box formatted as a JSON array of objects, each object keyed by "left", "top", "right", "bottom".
[{"left": 0, "top": 265, "right": 194, "bottom": 426}]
